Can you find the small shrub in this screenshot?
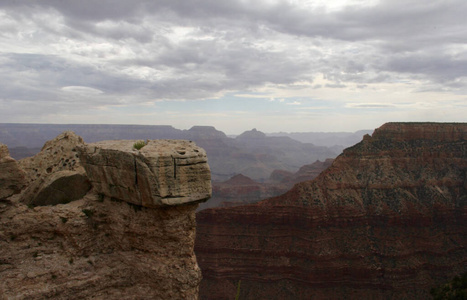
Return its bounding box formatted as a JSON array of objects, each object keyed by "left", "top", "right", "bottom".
[
  {"left": 133, "top": 140, "right": 146, "bottom": 150},
  {"left": 235, "top": 280, "right": 241, "bottom": 300},
  {"left": 60, "top": 217, "right": 68, "bottom": 223},
  {"left": 431, "top": 272, "right": 467, "bottom": 299}
]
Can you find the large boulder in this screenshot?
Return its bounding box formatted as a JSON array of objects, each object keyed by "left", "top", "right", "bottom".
[
  {"left": 77, "top": 139, "right": 211, "bottom": 207},
  {"left": 0, "top": 143, "right": 26, "bottom": 199}
]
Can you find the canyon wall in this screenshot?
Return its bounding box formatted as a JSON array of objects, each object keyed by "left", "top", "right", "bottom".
[
  {"left": 0, "top": 132, "right": 211, "bottom": 299},
  {"left": 200, "top": 159, "right": 333, "bottom": 210},
  {"left": 195, "top": 122, "right": 467, "bottom": 299}
]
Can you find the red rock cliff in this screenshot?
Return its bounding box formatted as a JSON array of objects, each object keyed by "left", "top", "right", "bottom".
[{"left": 195, "top": 122, "right": 467, "bottom": 299}]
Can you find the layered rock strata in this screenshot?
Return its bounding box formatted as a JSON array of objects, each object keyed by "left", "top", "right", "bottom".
[
  {"left": 0, "top": 133, "right": 211, "bottom": 299},
  {"left": 199, "top": 160, "right": 333, "bottom": 210},
  {"left": 195, "top": 122, "right": 467, "bottom": 299}
]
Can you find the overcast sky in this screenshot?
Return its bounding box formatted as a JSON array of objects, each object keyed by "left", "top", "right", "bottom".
[{"left": 0, "top": 0, "right": 466, "bottom": 134}]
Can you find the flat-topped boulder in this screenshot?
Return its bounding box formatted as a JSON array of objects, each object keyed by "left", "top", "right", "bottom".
[{"left": 77, "top": 139, "right": 211, "bottom": 207}]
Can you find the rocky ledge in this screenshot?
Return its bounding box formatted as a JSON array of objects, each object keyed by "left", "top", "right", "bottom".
[
  {"left": 195, "top": 122, "right": 467, "bottom": 299},
  {"left": 0, "top": 132, "right": 211, "bottom": 299}
]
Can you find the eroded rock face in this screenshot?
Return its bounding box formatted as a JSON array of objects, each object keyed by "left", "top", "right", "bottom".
[
  {"left": 19, "top": 131, "right": 85, "bottom": 184},
  {"left": 1, "top": 132, "right": 212, "bottom": 299},
  {"left": 0, "top": 143, "right": 26, "bottom": 199},
  {"left": 195, "top": 122, "right": 467, "bottom": 299},
  {"left": 0, "top": 195, "right": 202, "bottom": 300},
  {"left": 77, "top": 139, "right": 211, "bottom": 207},
  {"left": 18, "top": 131, "right": 91, "bottom": 207}
]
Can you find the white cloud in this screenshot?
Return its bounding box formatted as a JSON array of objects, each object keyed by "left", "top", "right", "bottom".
[{"left": 61, "top": 86, "right": 103, "bottom": 95}]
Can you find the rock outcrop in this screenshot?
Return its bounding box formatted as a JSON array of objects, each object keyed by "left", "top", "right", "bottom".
[
  {"left": 18, "top": 131, "right": 90, "bottom": 207},
  {"left": 0, "top": 143, "right": 25, "bottom": 199},
  {"left": 195, "top": 122, "right": 467, "bottom": 299},
  {"left": 77, "top": 139, "right": 211, "bottom": 207},
  {"left": 0, "top": 132, "right": 211, "bottom": 299}
]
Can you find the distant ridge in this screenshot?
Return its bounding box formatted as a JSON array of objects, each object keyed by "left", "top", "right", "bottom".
[{"left": 0, "top": 123, "right": 339, "bottom": 181}]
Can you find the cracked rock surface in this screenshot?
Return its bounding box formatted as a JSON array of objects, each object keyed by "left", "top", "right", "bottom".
[{"left": 77, "top": 139, "right": 211, "bottom": 207}]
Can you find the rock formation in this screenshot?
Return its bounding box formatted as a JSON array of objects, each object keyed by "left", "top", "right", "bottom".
[
  {"left": 200, "top": 174, "right": 285, "bottom": 210},
  {"left": 0, "top": 143, "right": 26, "bottom": 199},
  {"left": 18, "top": 131, "right": 91, "bottom": 207},
  {"left": 77, "top": 139, "right": 211, "bottom": 207},
  {"left": 200, "top": 160, "right": 333, "bottom": 210},
  {"left": 0, "top": 133, "right": 211, "bottom": 299},
  {"left": 195, "top": 122, "right": 467, "bottom": 299},
  {"left": 269, "top": 158, "right": 334, "bottom": 186}
]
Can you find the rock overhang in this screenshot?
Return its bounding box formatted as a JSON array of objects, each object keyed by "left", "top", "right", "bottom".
[{"left": 77, "top": 139, "right": 212, "bottom": 208}]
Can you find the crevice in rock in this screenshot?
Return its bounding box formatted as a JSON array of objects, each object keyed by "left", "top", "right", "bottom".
[
  {"left": 173, "top": 156, "right": 177, "bottom": 179},
  {"left": 134, "top": 157, "right": 138, "bottom": 187}
]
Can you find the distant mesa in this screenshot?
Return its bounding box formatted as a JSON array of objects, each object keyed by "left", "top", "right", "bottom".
[
  {"left": 187, "top": 126, "right": 228, "bottom": 139},
  {"left": 236, "top": 128, "right": 267, "bottom": 140},
  {"left": 223, "top": 174, "right": 257, "bottom": 185}
]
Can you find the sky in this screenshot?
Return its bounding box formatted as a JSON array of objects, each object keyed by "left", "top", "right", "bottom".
[{"left": 0, "top": 0, "right": 466, "bottom": 134}]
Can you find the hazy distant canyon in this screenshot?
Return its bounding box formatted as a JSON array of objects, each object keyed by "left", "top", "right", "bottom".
[
  {"left": 0, "top": 124, "right": 370, "bottom": 209},
  {"left": 1, "top": 122, "right": 466, "bottom": 299}
]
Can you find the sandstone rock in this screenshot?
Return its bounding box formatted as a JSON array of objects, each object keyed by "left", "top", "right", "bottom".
[
  {"left": 21, "top": 170, "right": 91, "bottom": 207},
  {"left": 18, "top": 131, "right": 90, "bottom": 207},
  {"left": 196, "top": 122, "right": 467, "bottom": 299},
  {"left": 78, "top": 139, "right": 211, "bottom": 207},
  {"left": 1, "top": 133, "right": 211, "bottom": 299},
  {"left": 19, "top": 131, "right": 85, "bottom": 184},
  {"left": 0, "top": 194, "right": 202, "bottom": 300},
  {"left": 0, "top": 143, "right": 26, "bottom": 199}
]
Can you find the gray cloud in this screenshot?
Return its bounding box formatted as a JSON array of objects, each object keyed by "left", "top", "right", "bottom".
[{"left": 0, "top": 0, "right": 466, "bottom": 118}]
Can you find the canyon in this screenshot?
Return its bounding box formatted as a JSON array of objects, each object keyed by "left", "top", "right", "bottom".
[
  {"left": 0, "top": 124, "right": 361, "bottom": 181},
  {"left": 195, "top": 122, "right": 467, "bottom": 299},
  {"left": 200, "top": 159, "right": 333, "bottom": 210},
  {"left": 0, "top": 132, "right": 211, "bottom": 299}
]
